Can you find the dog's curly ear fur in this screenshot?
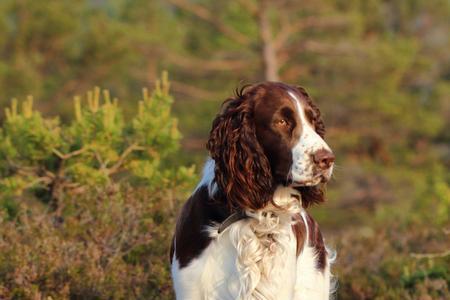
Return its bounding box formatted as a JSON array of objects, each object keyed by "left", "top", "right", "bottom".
[
  {"left": 297, "top": 186, "right": 325, "bottom": 208},
  {"left": 207, "top": 89, "right": 273, "bottom": 211},
  {"left": 296, "top": 86, "right": 325, "bottom": 138}
]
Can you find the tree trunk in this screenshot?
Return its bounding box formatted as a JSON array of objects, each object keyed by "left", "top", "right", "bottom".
[{"left": 258, "top": 0, "right": 279, "bottom": 81}]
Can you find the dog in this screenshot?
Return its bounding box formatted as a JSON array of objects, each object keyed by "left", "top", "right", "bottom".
[{"left": 170, "top": 82, "right": 335, "bottom": 299}]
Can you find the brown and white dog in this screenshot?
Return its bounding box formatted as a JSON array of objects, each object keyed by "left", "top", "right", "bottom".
[{"left": 170, "top": 82, "right": 336, "bottom": 300}]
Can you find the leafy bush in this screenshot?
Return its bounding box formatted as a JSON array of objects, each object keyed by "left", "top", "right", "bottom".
[
  {"left": 0, "top": 73, "right": 195, "bottom": 299},
  {"left": 334, "top": 224, "right": 450, "bottom": 300}
]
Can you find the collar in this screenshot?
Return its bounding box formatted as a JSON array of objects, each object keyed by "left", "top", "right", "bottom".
[{"left": 217, "top": 210, "right": 247, "bottom": 234}]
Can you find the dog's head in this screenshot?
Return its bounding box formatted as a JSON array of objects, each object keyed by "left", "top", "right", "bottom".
[{"left": 207, "top": 82, "right": 334, "bottom": 211}]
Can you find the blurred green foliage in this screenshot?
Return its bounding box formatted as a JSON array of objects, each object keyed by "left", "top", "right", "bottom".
[
  {"left": 0, "top": 0, "right": 448, "bottom": 299},
  {"left": 0, "top": 72, "right": 190, "bottom": 203},
  {"left": 0, "top": 74, "right": 195, "bottom": 299}
]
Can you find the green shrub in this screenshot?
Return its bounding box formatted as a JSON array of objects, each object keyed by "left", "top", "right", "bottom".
[
  {"left": 0, "top": 73, "right": 195, "bottom": 299},
  {"left": 334, "top": 224, "right": 450, "bottom": 300}
]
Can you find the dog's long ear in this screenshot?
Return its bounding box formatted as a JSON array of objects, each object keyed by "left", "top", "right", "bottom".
[
  {"left": 298, "top": 186, "right": 325, "bottom": 208},
  {"left": 207, "top": 92, "right": 273, "bottom": 211}
]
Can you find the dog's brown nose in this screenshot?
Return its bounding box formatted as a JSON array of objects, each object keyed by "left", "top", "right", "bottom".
[{"left": 313, "top": 149, "right": 335, "bottom": 170}]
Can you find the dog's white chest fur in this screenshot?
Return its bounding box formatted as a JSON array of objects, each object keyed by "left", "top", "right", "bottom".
[
  {"left": 171, "top": 187, "right": 332, "bottom": 300},
  {"left": 172, "top": 220, "right": 297, "bottom": 299}
]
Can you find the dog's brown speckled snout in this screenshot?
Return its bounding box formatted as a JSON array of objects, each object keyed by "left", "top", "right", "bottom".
[{"left": 312, "top": 148, "right": 335, "bottom": 170}]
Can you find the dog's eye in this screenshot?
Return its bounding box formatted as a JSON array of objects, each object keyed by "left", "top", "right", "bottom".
[{"left": 275, "top": 119, "right": 288, "bottom": 127}]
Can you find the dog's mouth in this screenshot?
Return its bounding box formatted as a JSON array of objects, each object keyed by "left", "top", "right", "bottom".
[
  {"left": 283, "top": 168, "right": 332, "bottom": 188},
  {"left": 291, "top": 174, "right": 328, "bottom": 187}
]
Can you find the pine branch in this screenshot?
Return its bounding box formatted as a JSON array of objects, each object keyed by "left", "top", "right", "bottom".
[
  {"left": 107, "top": 143, "right": 144, "bottom": 175},
  {"left": 281, "top": 40, "right": 359, "bottom": 57},
  {"left": 167, "top": 0, "right": 251, "bottom": 46},
  {"left": 52, "top": 147, "right": 87, "bottom": 160},
  {"left": 167, "top": 52, "right": 248, "bottom": 72},
  {"left": 237, "top": 0, "right": 258, "bottom": 18},
  {"left": 274, "top": 16, "right": 351, "bottom": 51},
  {"left": 25, "top": 177, "right": 53, "bottom": 189},
  {"left": 410, "top": 250, "right": 450, "bottom": 259},
  {"left": 169, "top": 80, "right": 218, "bottom": 99}
]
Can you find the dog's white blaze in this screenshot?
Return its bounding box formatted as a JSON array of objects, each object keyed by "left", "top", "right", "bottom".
[{"left": 288, "top": 91, "right": 332, "bottom": 185}]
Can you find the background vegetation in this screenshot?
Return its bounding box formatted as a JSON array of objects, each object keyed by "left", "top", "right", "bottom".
[{"left": 0, "top": 0, "right": 448, "bottom": 299}]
